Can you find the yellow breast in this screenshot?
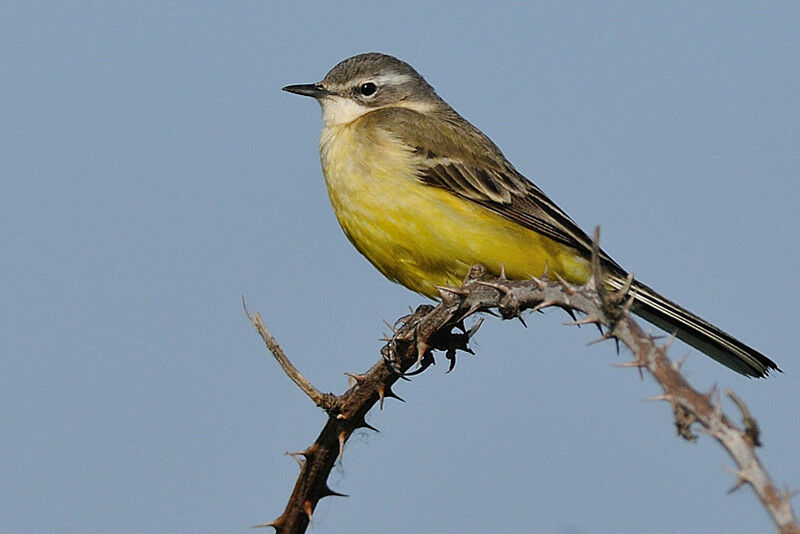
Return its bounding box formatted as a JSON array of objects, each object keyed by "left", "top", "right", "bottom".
[{"left": 318, "top": 116, "right": 591, "bottom": 298}]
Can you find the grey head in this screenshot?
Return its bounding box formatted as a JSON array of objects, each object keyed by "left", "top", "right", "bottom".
[{"left": 283, "top": 53, "right": 444, "bottom": 126}]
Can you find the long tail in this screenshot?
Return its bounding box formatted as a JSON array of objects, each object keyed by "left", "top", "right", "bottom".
[{"left": 605, "top": 275, "right": 780, "bottom": 377}]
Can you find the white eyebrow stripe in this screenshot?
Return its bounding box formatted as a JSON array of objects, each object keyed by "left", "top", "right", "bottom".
[{"left": 368, "top": 73, "right": 413, "bottom": 86}]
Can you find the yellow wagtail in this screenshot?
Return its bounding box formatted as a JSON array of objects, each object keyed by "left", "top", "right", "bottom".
[{"left": 283, "top": 52, "right": 779, "bottom": 378}]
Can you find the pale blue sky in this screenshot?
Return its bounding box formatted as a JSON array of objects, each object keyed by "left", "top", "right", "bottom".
[{"left": 3, "top": 3, "right": 799, "bottom": 533}]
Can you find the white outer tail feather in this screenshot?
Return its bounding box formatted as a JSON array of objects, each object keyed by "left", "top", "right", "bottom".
[{"left": 605, "top": 275, "right": 778, "bottom": 378}]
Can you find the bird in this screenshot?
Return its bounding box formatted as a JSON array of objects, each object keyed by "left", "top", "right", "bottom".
[{"left": 282, "top": 52, "right": 779, "bottom": 378}]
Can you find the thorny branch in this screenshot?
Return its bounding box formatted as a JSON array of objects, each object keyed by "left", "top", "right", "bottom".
[
  {"left": 244, "top": 302, "right": 338, "bottom": 412},
  {"left": 248, "top": 229, "right": 799, "bottom": 534}
]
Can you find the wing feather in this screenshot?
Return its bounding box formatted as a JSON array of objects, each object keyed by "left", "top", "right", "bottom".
[
  {"left": 362, "top": 106, "right": 621, "bottom": 270},
  {"left": 350, "top": 105, "right": 779, "bottom": 377}
]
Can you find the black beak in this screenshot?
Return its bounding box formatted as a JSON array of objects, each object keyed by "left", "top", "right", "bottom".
[{"left": 282, "top": 83, "right": 330, "bottom": 98}]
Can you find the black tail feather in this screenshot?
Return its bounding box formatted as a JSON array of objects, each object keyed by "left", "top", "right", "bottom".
[{"left": 606, "top": 276, "right": 779, "bottom": 378}]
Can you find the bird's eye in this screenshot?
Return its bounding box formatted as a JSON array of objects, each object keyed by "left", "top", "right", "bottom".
[{"left": 359, "top": 82, "right": 377, "bottom": 96}]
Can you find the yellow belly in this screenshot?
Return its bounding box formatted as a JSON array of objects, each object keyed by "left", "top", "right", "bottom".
[{"left": 319, "top": 121, "right": 591, "bottom": 298}]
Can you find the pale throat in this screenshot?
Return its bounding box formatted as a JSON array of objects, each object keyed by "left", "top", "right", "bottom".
[
  {"left": 319, "top": 97, "right": 373, "bottom": 127},
  {"left": 318, "top": 96, "right": 436, "bottom": 127}
]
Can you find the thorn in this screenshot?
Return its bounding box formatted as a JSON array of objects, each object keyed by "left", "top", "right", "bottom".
[
  {"left": 723, "top": 465, "right": 751, "bottom": 491},
  {"left": 591, "top": 226, "right": 602, "bottom": 250},
  {"left": 572, "top": 314, "right": 600, "bottom": 326},
  {"left": 529, "top": 274, "right": 546, "bottom": 290},
  {"left": 727, "top": 476, "right": 747, "bottom": 494},
  {"left": 353, "top": 416, "right": 379, "bottom": 433},
  {"left": 403, "top": 362, "right": 431, "bottom": 376},
  {"left": 467, "top": 317, "right": 484, "bottom": 338},
  {"left": 613, "top": 360, "right": 646, "bottom": 368},
  {"left": 338, "top": 430, "right": 347, "bottom": 461},
  {"left": 345, "top": 372, "right": 367, "bottom": 384},
  {"left": 288, "top": 446, "right": 312, "bottom": 458},
  {"left": 614, "top": 337, "right": 620, "bottom": 354},
  {"left": 588, "top": 332, "right": 615, "bottom": 346},
  {"left": 252, "top": 518, "right": 281, "bottom": 529},
  {"left": 445, "top": 351, "right": 457, "bottom": 373},
  {"left": 531, "top": 300, "right": 555, "bottom": 313},
  {"left": 476, "top": 280, "right": 509, "bottom": 294},
  {"left": 436, "top": 285, "right": 467, "bottom": 304},
  {"left": 585, "top": 270, "right": 599, "bottom": 292},
  {"left": 622, "top": 293, "right": 636, "bottom": 313},
  {"left": 712, "top": 396, "right": 723, "bottom": 419},
  {"left": 378, "top": 383, "right": 404, "bottom": 409},
  {"left": 673, "top": 352, "right": 690, "bottom": 371},
  {"left": 705, "top": 383, "right": 719, "bottom": 403},
  {"left": 662, "top": 331, "right": 678, "bottom": 352},
  {"left": 615, "top": 273, "right": 634, "bottom": 301},
  {"left": 722, "top": 465, "right": 748, "bottom": 482},
  {"left": 517, "top": 315, "right": 527, "bottom": 327},
  {"left": 456, "top": 303, "right": 483, "bottom": 323},
  {"left": 416, "top": 338, "right": 430, "bottom": 367},
  {"left": 382, "top": 319, "right": 398, "bottom": 333},
  {"left": 542, "top": 261, "right": 550, "bottom": 279},
  {"left": 286, "top": 450, "right": 307, "bottom": 467},
  {"left": 499, "top": 263, "right": 507, "bottom": 279},
  {"left": 643, "top": 394, "right": 671, "bottom": 402},
  {"left": 553, "top": 272, "right": 576, "bottom": 295},
  {"left": 563, "top": 307, "right": 578, "bottom": 322},
  {"left": 438, "top": 285, "right": 468, "bottom": 296},
  {"left": 303, "top": 500, "right": 314, "bottom": 525},
  {"left": 320, "top": 484, "right": 348, "bottom": 498},
  {"left": 594, "top": 321, "right": 604, "bottom": 334}
]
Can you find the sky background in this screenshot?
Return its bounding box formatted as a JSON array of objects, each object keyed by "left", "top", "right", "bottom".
[{"left": 3, "top": 3, "right": 799, "bottom": 533}]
